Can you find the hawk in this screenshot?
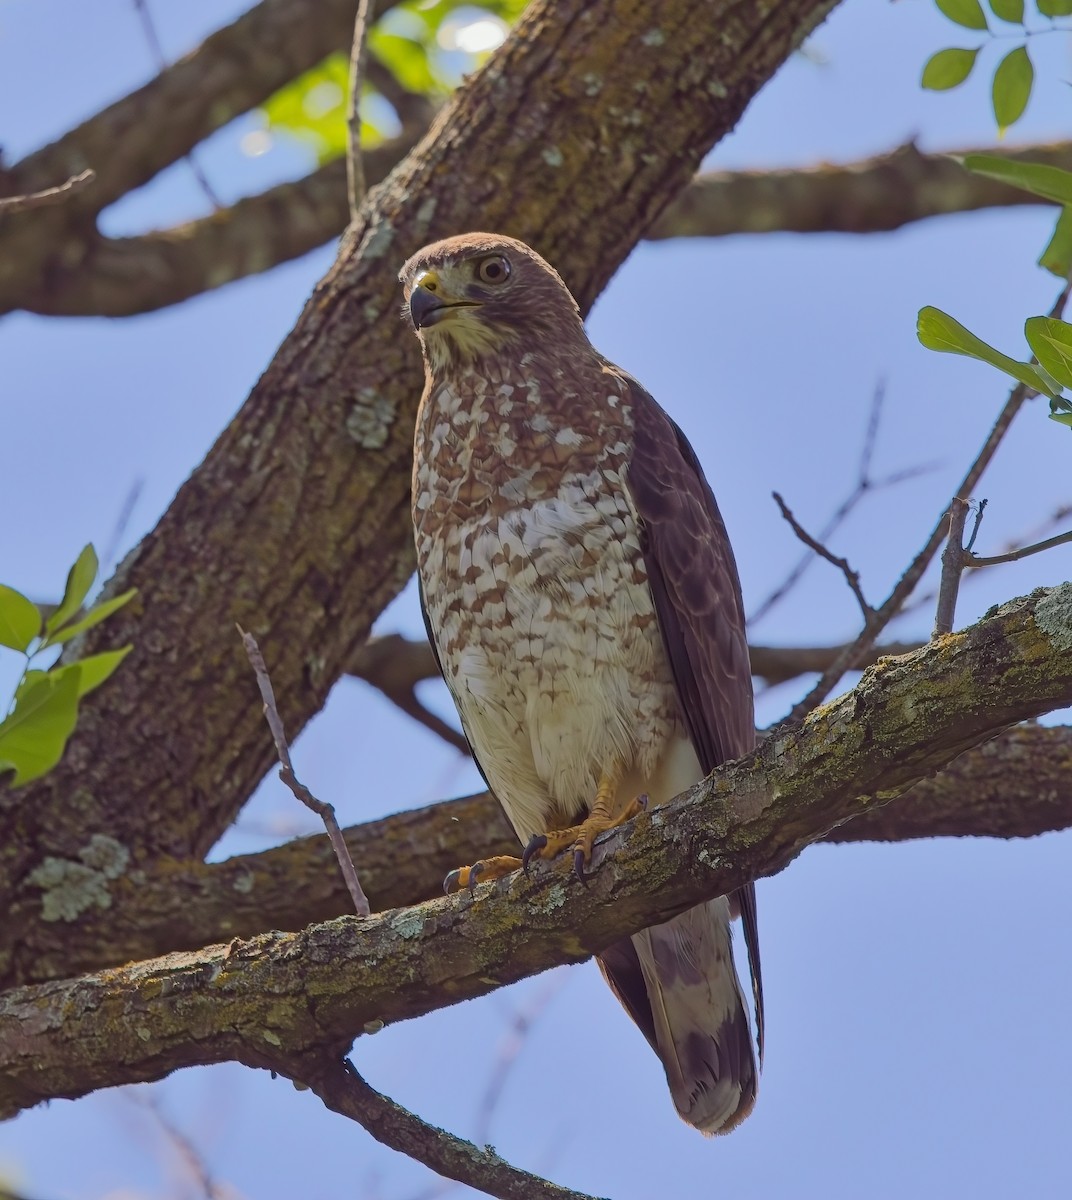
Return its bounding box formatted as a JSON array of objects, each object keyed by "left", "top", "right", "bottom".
[{"left": 402, "top": 233, "right": 762, "bottom": 1133}]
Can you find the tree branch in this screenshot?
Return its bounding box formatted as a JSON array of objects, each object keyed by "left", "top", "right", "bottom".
[
  {"left": 4, "top": 585, "right": 1072, "bottom": 1115},
  {"left": 0, "top": 0, "right": 380, "bottom": 311},
  {"left": 18, "top": 134, "right": 1072, "bottom": 317},
  {"left": 286, "top": 1055, "right": 606, "bottom": 1200},
  {"left": 2, "top": 0, "right": 840, "bottom": 986},
  {"left": 16, "top": 719, "right": 1070, "bottom": 987}
]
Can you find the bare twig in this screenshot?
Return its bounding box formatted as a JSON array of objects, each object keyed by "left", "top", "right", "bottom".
[
  {"left": 288, "top": 1055, "right": 606, "bottom": 1200},
  {"left": 751, "top": 384, "right": 934, "bottom": 625},
  {"left": 772, "top": 491, "right": 873, "bottom": 620},
  {"left": 474, "top": 982, "right": 564, "bottom": 1148},
  {"left": 967, "top": 527, "right": 1072, "bottom": 568},
  {"left": 131, "top": 0, "right": 223, "bottom": 210},
  {"left": 964, "top": 498, "right": 987, "bottom": 554},
  {"left": 127, "top": 1086, "right": 226, "bottom": 1200},
  {"left": 0, "top": 169, "right": 95, "bottom": 215},
  {"left": 933, "top": 497, "right": 971, "bottom": 638},
  {"left": 238, "top": 626, "right": 370, "bottom": 917},
  {"left": 346, "top": 0, "right": 375, "bottom": 222},
  {"left": 782, "top": 274, "right": 1072, "bottom": 725}
]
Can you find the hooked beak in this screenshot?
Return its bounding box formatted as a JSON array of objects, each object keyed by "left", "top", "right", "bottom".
[
  {"left": 409, "top": 270, "right": 480, "bottom": 330},
  {"left": 409, "top": 285, "right": 450, "bottom": 330}
]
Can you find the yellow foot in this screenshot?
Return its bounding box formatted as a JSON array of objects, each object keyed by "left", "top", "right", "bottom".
[
  {"left": 443, "top": 855, "right": 523, "bottom": 895},
  {"left": 523, "top": 785, "right": 647, "bottom": 883}
]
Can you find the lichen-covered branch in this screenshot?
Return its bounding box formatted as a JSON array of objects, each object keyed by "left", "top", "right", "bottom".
[
  {"left": 17, "top": 720, "right": 1069, "bottom": 988},
  {"left": 1, "top": 0, "right": 839, "bottom": 986},
  {"left": 3, "top": 586, "right": 1071, "bottom": 1118}
]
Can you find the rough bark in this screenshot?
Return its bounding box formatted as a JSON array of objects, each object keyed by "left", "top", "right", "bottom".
[
  {"left": 15, "top": 137, "right": 1072, "bottom": 317},
  {"left": 0, "top": 0, "right": 840, "bottom": 985},
  {"left": 15, "top": 719, "right": 1069, "bottom": 988},
  {"left": 4, "top": 585, "right": 1071, "bottom": 1119}
]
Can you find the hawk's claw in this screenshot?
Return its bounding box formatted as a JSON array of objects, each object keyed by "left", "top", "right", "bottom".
[
  {"left": 522, "top": 834, "right": 548, "bottom": 871},
  {"left": 443, "top": 862, "right": 483, "bottom": 894},
  {"left": 573, "top": 848, "right": 589, "bottom": 885}
]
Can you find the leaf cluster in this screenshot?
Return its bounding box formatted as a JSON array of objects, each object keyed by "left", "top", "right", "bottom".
[
  {"left": 922, "top": 0, "right": 1072, "bottom": 133},
  {"left": 0, "top": 546, "right": 135, "bottom": 785},
  {"left": 918, "top": 154, "right": 1072, "bottom": 431},
  {"left": 262, "top": 0, "right": 527, "bottom": 161}
]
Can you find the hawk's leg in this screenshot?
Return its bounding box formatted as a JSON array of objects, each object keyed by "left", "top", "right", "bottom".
[
  {"left": 523, "top": 772, "right": 647, "bottom": 881},
  {"left": 443, "top": 855, "right": 523, "bottom": 895}
]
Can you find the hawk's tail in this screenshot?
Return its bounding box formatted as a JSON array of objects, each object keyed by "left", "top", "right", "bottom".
[{"left": 598, "top": 896, "right": 757, "bottom": 1134}]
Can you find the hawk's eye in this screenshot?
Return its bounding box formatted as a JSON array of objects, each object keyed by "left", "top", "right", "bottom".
[{"left": 476, "top": 255, "right": 510, "bottom": 285}]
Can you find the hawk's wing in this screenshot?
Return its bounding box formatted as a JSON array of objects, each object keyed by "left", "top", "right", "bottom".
[
  {"left": 618, "top": 371, "right": 764, "bottom": 1059},
  {"left": 418, "top": 575, "right": 494, "bottom": 796}
]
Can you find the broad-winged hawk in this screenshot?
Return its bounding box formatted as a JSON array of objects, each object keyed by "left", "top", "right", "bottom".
[{"left": 402, "top": 233, "right": 763, "bottom": 1133}]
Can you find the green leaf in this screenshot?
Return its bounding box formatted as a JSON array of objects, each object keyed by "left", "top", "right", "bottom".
[
  {"left": 1039, "top": 207, "right": 1072, "bottom": 277},
  {"left": 1038, "top": 0, "right": 1072, "bottom": 15},
  {"left": 936, "top": 0, "right": 989, "bottom": 28},
  {"left": 916, "top": 306, "right": 1057, "bottom": 395},
  {"left": 1025, "top": 317, "right": 1072, "bottom": 389},
  {"left": 963, "top": 153, "right": 1072, "bottom": 205},
  {"left": 42, "top": 588, "right": 137, "bottom": 649},
  {"left": 49, "top": 647, "right": 132, "bottom": 698},
  {"left": 922, "top": 46, "right": 980, "bottom": 90},
  {"left": 992, "top": 45, "right": 1033, "bottom": 133},
  {"left": 45, "top": 544, "right": 98, "bottom": 638},
  {"left": 0, "top": 585, "right": 41, "bottom": 652},
  {"left": 0, "top": 668, "right": 81, "bottom": 786},
  {"left": 989, "top": 0, "right": 1024, "bottom": 21}
]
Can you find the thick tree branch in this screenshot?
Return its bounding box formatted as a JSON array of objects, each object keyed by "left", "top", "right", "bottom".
[
  {"left": 17, "top": 720, "right": 1071, "bottom": 988},
  {"left": 4, "top": 585, "right": 1072, "bottom": 1116},
  {"left": 0, "top": 0, "right": 380, "bottom": 311},
  {"left": 1, "top": 0, "right": 839, "bottom": 986},
  {"left": 17, "top": 136, "right": 1072, "bottom": 317}
]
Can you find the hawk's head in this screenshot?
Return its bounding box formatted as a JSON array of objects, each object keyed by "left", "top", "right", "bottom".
[{"left": 399, "top": 233, "right": 588, "bottom": 371}]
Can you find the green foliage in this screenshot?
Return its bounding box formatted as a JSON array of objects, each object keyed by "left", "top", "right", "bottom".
[
  {"left": 921, "top": 0, "right": 1072, "bottom": 132},
  {"left": 937, "top": 0, "right": 990, "bottom": 29},
  {"left": 0, "top": 545, "right": 136, "bottom": 786},
  {"left": 1040, "top": 208, "right": 1072, "bottom": 278},
  {"left": 916, "top": 306, "right": 1057, "bottom": 394},
  {"left": 990, "top": 0, "right": 1025, "bottom": 22},
  {"left": 260, "top": 0, "right": 527, "bottom": 162},
  {"left": 918, "top": 307, "right": 1072, "bottom": 432},
  {"left": 921, "top": 46, "right": 980, "bottom": 89},
  {"left": 992, "top": 45, "right": 1034, "bottom": 132}
]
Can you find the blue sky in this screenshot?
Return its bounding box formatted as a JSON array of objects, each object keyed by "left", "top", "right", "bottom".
[{"left": 2, "top": 1, "right": 1071, "bottom": 1197}]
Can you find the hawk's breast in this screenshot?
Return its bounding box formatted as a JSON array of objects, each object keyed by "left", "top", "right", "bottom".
[{"left": 413, "top": 369, "right": 684, "bottom": 842}]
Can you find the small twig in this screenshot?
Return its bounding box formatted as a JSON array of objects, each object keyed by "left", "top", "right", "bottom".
[
  {"left": 781, "top": 271, "right": 1072, "bottom": 726},
  {"left": 772, "top": 492, "right": 873, "bottom": 621},
  {"left": 0, "top": 169, "right": 95, "bottom": 215},
  {"left": 474, "top": 981, "right": 564, "bottom": 1146},
  {"left": 346, "top": 0, "right": 375, "bottom": 222},
  {"left": 964, "top": 498, "right": 987, "bottom": 554},
  {"left": 285, "top": 1055, "right": 606, "bottom": 1200},
  {"left": 966, "top": 527, "right": 1072, "bottom": 568},
  {"left": 238, "top": 626, "right": 370, "bottom": 917},
  {"left": 751, "top": 383, "right": 935, "bottom": 626},
  {"left": 132, "top": 0, "right": 222, "bottom": 209},
  {"left": 128, "top": 1086, "right": 225, "bottom": 1200},
  {"left": 933, "top": 497, "right": 970, "bottom": 639}
]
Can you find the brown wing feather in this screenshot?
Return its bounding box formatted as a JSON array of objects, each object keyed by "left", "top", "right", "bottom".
[{"left": 619, "top": 372, "right": 764, "bottom": 1060}]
